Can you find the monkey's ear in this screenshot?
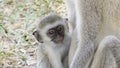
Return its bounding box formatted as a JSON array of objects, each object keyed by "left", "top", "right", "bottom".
[
  {"left": 64, "top": 18, "right": 69, "bottom": 30},
  {"left": 65, "top": 18, "right": 68, "bottom": 21},
  {"left": 32, "top": 30, "right": 43, "bottom": 43}
]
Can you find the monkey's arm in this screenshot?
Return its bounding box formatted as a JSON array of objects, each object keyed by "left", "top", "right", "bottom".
[
  {"left": 70, "top": 40, "right": 95, "bottom": 68},
  {"left": 70, "top": 0, "right": 102, "bottom": 67},
  {"left": 45, "top": 44, "right": 63, "bottom": 68},
  {"left": 36, "top": 44, "right": 51, "bottom": 68}
]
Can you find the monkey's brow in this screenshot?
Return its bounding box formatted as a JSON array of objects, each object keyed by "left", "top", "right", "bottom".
[{"left": 39, "top": 14, "right": 62, "bottom": 28}]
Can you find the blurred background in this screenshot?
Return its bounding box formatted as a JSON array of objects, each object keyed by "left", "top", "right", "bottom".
[{"left": 0, "top": 0, "right": 66, "bottom": 67}]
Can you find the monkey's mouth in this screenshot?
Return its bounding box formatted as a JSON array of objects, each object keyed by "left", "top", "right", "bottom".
[{"left": 53, "top": 37, "right": 64, "bottom": 44}]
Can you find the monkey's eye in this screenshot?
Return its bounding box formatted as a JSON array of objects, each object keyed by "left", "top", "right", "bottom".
[
  {"left": 48, "top": 29, "right": 55, "bottom": 35},
  {"left": 57, "top": 25, "right": 64, "bottom": 32}
]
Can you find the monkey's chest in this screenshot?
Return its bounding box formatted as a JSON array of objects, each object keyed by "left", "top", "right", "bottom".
[{"left": 45, "top": 46, "right": 67, "bottom": 59}]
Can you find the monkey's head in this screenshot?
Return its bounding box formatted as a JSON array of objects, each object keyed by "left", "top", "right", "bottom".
[{"left": 33, "top": 14, "right": 69, "bottom": 44}]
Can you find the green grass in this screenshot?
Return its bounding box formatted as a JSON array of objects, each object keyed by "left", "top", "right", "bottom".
[{"left": 0, "top": 0, "right": 66, "bottom": 67}]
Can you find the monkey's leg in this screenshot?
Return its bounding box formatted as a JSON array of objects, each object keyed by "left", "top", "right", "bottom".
[{"left": 91, "top": 36, "right": 120, "bottom": 68}]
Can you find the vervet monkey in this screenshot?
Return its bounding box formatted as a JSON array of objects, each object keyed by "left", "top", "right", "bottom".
[
  {"left": 33, "top": 14, "right": 71, "bottom": 68},
  {"left": 63, "top": 0, "right": 120, "bottom": 68}
]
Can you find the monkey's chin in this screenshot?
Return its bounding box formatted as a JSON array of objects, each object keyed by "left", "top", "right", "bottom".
[{"left": 54, "top": 40, "right": 64, "bottom": 44}]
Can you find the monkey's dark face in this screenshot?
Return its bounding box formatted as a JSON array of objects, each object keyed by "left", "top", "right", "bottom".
[{"left": 47, "top": 24, "right": 65, "bottom": 44}]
